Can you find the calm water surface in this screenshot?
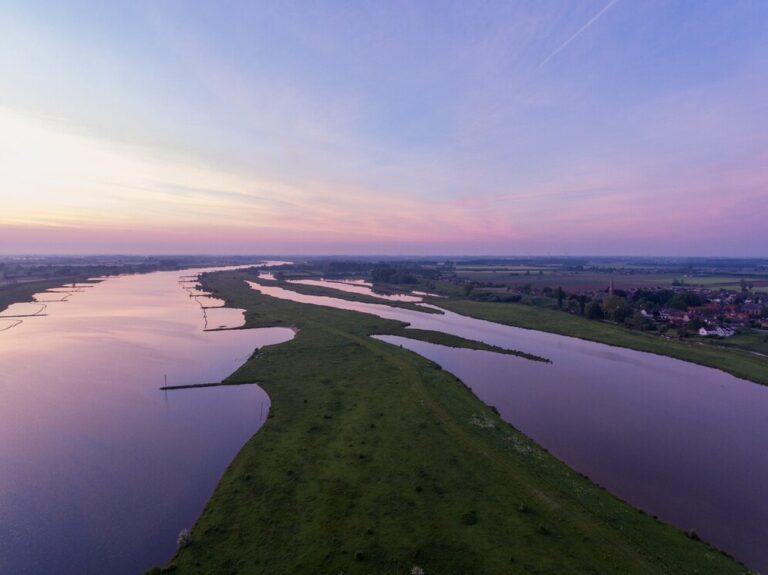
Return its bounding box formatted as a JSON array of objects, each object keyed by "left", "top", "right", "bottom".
[
  {"left": 0, "top": 268, "right": 293, "bottom": 574},
  {"left": 287, "top": 278, "right": 423, "bottom": 302},
  {"left": 249, "top": 279, "right": 768, "bottom": 571}
]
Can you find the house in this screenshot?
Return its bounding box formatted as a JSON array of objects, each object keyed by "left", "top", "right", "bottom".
[
  {"left": 709, "top": 299, "right": 722, "bottom": 306},
  {"left": 742, "top": 303, "right": 764, "bottom": 317},
  {"left": 659, "top": 308, "right": 690, "bottom": 325},
  {"left": 698, "top": 326, "right": 735, "bottom": 337}
]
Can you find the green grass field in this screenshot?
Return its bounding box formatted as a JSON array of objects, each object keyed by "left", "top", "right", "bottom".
[
  {"left": 694, "top": 331, "right": 768, "bottom": 357},
  {"left": 450, "top": 271, "right": 665, "bottom": 292},
  {"left": 450, "top": 269, "right": 768, "bottom": 293},
  {"left": 154, "top": 271, "right": 747, "bottom": 574},
  {"left": 435, "top": 300, "right": 768, "bottom": 385}
]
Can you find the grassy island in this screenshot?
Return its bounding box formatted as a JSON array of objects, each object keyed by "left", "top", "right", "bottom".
[
  {"left": 253, "top": 275, "right": 442, "bottom": 314},
  {"left": 154, "top": 270, "right": 747, "bottom": 574}
]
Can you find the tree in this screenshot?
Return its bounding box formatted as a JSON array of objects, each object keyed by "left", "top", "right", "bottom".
[
  {"left": 556, "top": 287, "right": 565, "bottom": 309},
  {"left": 667, "top": 292, "right": 701, "bottom": 311},
  {"left": 371, "top": 263, "right": 419, "bottom": 284},
  {"left": 602, "top": 295, "right": 632, "bottom": 323},
  {"left": 628, "top": 310, "right": 653, "bottom": 330},
  {"left": 567, "top": 299, "right": 580, "bottom": 314},
  {"left": 571, "top": 295, "right": 590, "bottom": 315},
  {"left": 585, "top": 301, "right": 604, "bottom": 320}
]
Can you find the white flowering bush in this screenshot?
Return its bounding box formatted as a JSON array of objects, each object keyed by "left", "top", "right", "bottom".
[
  {"left": 411, "top": 567, "right": 425, "bottom": 575},
  {"left": 177, "top": 528, "right": 192, "bottom": 549}
]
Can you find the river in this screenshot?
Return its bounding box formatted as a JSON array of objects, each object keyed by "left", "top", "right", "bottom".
[
  {"left": 0, "top": 267, "right": 293, "bottom": 574},
  {"left": 248, "top": 278, "right": 768, "bottom": 572}
]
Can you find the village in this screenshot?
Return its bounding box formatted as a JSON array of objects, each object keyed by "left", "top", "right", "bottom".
[
  {"left": 382, "top": 259, "right": 768, "bottom": 346},
  {"left": 615, "top": 283, "right": 768, "bottom": 337},
  {"left": 461, "top": 274, "right": 768, "bottom": 339},
  {"left": 303, "top": 259, "right": 768, "bottom": 341}
]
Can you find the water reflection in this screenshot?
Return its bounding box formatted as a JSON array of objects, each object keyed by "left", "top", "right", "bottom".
[
  {"left": 335, "top": 278, "right": 372, "bottom": 286},
  {"left": 294, "top": 277, "right": 444, "bottom": 299},
  {"left": 288, "top": 278, "right": 424, "bottom": 302},
  {"left": 412, "top": 290, "right": 443, "bottom": 298},
  {"left": 0, "top": 267, "right": 294, "bottom": 574},
  {"left": 0, "top": 319, "right": 22, "bottom": 332},
  {"left": 249, "top": 279, "right": 768, "bottom": 571},
  {"left": 0, "top": 301, "right": 48, "bottom": 317}
]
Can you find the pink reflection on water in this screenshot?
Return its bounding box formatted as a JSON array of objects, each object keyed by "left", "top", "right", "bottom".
[
  {"left": 288, "top": 278, "right": 423, "bottom": 302},
  {"left": 333, "top": 278, "right": 373, "bottom": 287},
  {"left": 0, "top": 268, "right": 294, "bottom": 574},
  {"left": 0, "top": 301, "right": 47, "bottom": 317}
]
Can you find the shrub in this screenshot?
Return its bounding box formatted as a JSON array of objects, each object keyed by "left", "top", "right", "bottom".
[
  {"left": 177, "top": 528, "right": 192, "bottom": 549},
  {"left": 461, "top": 509, "right": 478, "bottom": 525}
]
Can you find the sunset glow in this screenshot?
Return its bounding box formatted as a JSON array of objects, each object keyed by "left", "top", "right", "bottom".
[{"left": 1, "top": 1, "right": 766, "bottom": 255}]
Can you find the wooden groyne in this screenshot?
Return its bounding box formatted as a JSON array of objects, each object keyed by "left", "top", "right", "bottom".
[
  {"left": 179, "top": 276, "right": 224, "bottom": 330},
  {"left": 160, "top": 381, "right": 257, "bottom": 391},
  {"left": 0, "top": 320, "right": 23, "bottom": 332},
  {"left": 0, "top": 302, "right": 47, "bottom": 319}
]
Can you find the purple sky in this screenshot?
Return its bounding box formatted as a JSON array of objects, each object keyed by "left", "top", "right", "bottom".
[{"left": 1, "top": 1, "right": 766, "bottom": 255}]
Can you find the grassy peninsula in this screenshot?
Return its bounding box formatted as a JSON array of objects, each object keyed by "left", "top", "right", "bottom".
[
  {"left": 435, "top": 299, "right": 768, "bottom": 385},
  {"left": 0, "top": 279, "right": 75, "bottom": 315},
  {"left": 254, "top": 275, "right": 442, "bottom": 314},
  {"left": 155, "top": 270, "right": 746, "bottom": 574}
]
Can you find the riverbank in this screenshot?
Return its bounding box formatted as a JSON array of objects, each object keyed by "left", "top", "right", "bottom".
[
  {"left": 157, "top": 270, "right": 746, "bottom": 574},
  {"left": 0, "top": 278, "right": 81, "bottom": 315},
  {"left": 1, "top": 269, "right": 292, "bottom": 574},
  {"left": 253, "top": 275, "right": 442, "bottom": 314},
  {"left": 436, "top": 299, "right": 768, "bottom": 385}
]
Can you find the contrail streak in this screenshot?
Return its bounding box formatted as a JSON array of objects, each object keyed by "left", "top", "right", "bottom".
[{"left": 537, "top": 0, "right": 619, "bottom": 69}]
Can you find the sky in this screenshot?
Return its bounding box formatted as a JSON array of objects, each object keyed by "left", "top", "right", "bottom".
[{"left": 1, "top": 1, "right": 766, "bottom": 256}]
